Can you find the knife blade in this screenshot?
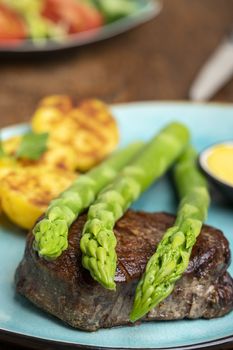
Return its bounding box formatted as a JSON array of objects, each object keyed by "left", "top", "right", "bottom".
[{"left": 189, "top": 30, "right": 233, "bottom": 101}]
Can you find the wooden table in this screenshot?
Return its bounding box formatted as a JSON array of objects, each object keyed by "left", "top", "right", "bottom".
[{"left": 1, "top": 0, "right": 233, "bottom": 349}]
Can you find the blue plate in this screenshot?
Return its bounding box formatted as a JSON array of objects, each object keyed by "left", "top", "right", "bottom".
[
  {"left": 0, "top": 0, "right": 161, "bottom": 55},
  {"left": 0, "top": 102, "right": 233, "bottom": 349}
]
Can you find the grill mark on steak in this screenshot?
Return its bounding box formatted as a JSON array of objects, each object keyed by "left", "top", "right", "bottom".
[{"left": 15, "top": 210, "right": 233, "bottom": 331}]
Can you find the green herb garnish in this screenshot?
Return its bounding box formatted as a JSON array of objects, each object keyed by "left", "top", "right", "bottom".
[{"left": 16, "top": 131, "right": 49, "bottom": 160}]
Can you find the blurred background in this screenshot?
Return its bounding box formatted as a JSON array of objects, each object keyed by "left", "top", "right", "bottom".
[{"left": 0, "top": 0, "right": 233, "bottom": 128}]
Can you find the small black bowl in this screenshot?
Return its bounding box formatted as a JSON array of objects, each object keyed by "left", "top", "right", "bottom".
[{"left": 199, "top": 141, "right": 233, "bottom": 202}]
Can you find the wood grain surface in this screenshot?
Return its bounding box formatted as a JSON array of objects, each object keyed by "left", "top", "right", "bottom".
[
  {"left": 0, "top": 0, "right": 233, "bottom": 349},
  {"left": 0, "top": 0, "right": 233, "bottom": 130}
]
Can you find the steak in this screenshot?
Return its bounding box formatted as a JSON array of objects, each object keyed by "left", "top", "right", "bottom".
[{"left": 15, "top": 211, "right": 233, "bottom": 331}]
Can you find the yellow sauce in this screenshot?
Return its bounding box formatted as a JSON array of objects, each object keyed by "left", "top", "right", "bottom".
[{"left": 206, "top": 144, "right": 233, "bottom": 186}]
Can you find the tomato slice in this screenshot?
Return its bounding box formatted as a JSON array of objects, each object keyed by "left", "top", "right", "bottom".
[
  {"left": 42, "top": 0, "right": 103, "bottom": 34},
  {"left": 0, "top": 4, "right": 27, "bottom": 45},
  {"left": 76, "top": 3, "right": 104, "bottom": 31}
]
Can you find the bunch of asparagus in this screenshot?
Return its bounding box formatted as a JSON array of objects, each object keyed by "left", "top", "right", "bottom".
[
  {"left": 33, "top": 121, "right": 210, "bottom": 321},
  {"left": 80, "top": 122, "right": 189, "bottom": 289},
  {"left": 33, "top": 142, "right": 144, "bottom": 259}
]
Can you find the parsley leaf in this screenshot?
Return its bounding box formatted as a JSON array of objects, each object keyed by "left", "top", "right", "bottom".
[{"left": 16, "top": 131, "right": 49, "bottom": 160}]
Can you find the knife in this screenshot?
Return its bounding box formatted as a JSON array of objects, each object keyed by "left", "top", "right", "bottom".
[{"left": 189, "top": 29, "right": 233, "bottom": 101}]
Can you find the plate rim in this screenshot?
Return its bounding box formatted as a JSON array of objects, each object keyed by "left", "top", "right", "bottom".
[
  {"left": 0, "top": 0, "right": 162, "bottom": 54},
  {"left": 110, "top": 100, "right": 233, "bottom": 108},
  {"left": 1, "top": 328, "right": 233, "bottom": 350},
  {"left": 0, "top": 102, "right": 233, "bottom": 350}
]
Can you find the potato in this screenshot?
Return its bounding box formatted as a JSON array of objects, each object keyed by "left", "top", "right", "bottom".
[
  {"left": 31, "top": 95, "right": 72, "bottom": 133},
  {"left": 3, "top": 135, "right": 21, "bottom": 155},
  {"left": 3, "top": 135, "right": 77, "bottom": 172},
  {"left": 39, "top": 95, "right": 73, "bottom": 113},
  {"left": 0, "top": 156, "right": 17, "bottom": 179},
  {"left": 0, "top": 95, "right": 119, "bottom": 230},
  {"left": 0, "top": 166, "right": 76, "bottom": 229},
  {"left": 40, "top": 141, "right": 77, "bottom": 171},
  {"left": 0, "top": 157, "right": 18, "bottom": 213},
  {"left": 31, "top": 96, "right": 119, "bottom": 171}
]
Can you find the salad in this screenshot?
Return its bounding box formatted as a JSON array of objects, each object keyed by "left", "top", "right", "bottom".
[{"left": 0, "top": 0, "right": 141, "bottom": 45}]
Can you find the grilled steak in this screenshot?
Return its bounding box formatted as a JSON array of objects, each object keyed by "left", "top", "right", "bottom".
[{"left": 15, "top": 211, "right": 233, "bottom": 331}]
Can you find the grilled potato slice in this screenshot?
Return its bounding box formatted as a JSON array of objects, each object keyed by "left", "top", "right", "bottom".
[
  {"left": 0, "top": 96, "right": 119, "bottom": 230},
  {"left": 3, "top": 135, "right": 21, "bottom": 155},
  {"left": 3, "top": 135, "right": 77, "bottom": 171},
  {"left": 39, "top": 95, "right": 73, "bottom": 112},
  {"left": 40, "top": 141, "right": 77, "bottom": 171},
  {"left": 31, "top": 95, "right": 73, "bottom": 133},
  {"left": 31, "top": 96, "right": 119, "bottom": 171},
  {"left": 0, "top": 156, "right": 17, "bottom": 179},
  {"left": 0, "top": 167, "right": 76, "bottom": 229},
  {"left": 0, "top": 156, "right": 18, "bottom": 212}
]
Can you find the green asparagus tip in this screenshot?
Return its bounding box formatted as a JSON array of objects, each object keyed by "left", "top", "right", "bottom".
[
  {"left": 89, "top": 270, "right": 116, "bottom": 291},
  {"left": 102, "top": 281, "right": 116, "bottom": 291},
  {"left": 129, "top": 310, "right": 145, "bottom": 322},
  {"left": 130, "top": 292, "right": 153, "bottom": 322},
  {"left": 33, "top": 219, "right": 69, "bottom": 259},
  {"left": 129, "top": 145, "right": 210, "bottom": 322}
]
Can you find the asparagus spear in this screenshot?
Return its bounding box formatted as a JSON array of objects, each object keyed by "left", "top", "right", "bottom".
[
  {"left": 33, "top": 142, "right": 144, "bottom": 259},
  {"left": 80, "top": 122, "right": 190, "bottom": 290},
  {"left": 130, "top": 146, "right": 210, "bottom": 322}
]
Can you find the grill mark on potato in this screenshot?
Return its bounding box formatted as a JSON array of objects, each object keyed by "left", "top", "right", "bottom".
[{"left": 31, "top": 96, "right": 119, "bottom": 171}]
